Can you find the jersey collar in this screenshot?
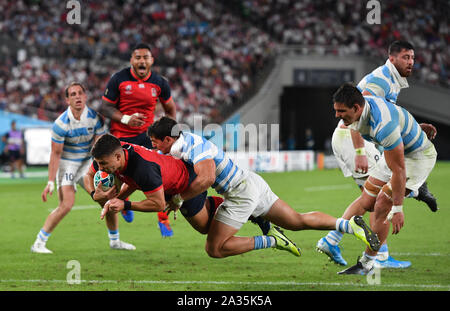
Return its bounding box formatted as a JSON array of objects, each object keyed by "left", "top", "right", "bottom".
[
  {"left": 68, "top": 105, "right": 87, "bottom": 123},
  {"left": 386, "top": 59, "right": 409, "bottom": 89},
  {"left": 130, "top": 67, "right": 152, "bottom": 82}
]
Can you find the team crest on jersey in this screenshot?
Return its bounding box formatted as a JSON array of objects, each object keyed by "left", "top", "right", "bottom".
[
  {"left": 151, "top": 88, "right": 157, "bottom": 97},
  {"left": 125, "top": 84, "right": 132, "bottom": 94}
]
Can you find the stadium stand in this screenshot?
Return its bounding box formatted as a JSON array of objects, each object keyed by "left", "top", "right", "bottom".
[{"left": 0, "top": 0, "right": 448, "bottom": 125}]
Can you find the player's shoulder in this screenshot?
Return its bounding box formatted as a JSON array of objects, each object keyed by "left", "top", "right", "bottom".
[
  {"left": 110, "top": 67, "right": 133, "bottom": 82},
  {"left": 85, "top": 105, "right": 101, "bottom": 119},
  {"left": 54, "top": 109, "right": 70, "bottom": 126},
  {"left": 147, "top": 71, "right": 170, "bottom": 85}
]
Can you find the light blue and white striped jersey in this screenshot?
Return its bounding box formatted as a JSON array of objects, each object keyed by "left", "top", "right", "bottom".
[
  {"left": 170, "top": 132, "right": 246, "bottom": 194},
  {"left": 51, "top": 106, "right": 106, "bottom": 162},
  {"left": 357, "top": 59, "right": 409, "bottom": 104},
  {"left": 349, "top": 96, "right": 430, "bottom": 155}
]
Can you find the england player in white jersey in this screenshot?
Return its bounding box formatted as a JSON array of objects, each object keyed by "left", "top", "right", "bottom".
[
  {"left": 148, "top": 117, "right": 381, "bottom": 260},
  {"left": 332, "top": 84, "right": 437, "bottom": 275},
  {"left": 332, "top": 120, "right": 382, "bottom": 188},
  {"left": 31, "top": 82, "right": 135, "bottom": 253}
]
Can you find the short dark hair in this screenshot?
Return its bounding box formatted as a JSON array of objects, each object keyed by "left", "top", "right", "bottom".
[
  {"left": 131, "top": 43, "right": 151, "bottom": 53},
  {"left": 147, "top": 117, "right": 180, "bottom": 140},
  {"left": 333, "top": 83, "right": 365, "bottom": 108},
  {"left": 388, "top": 40, "right": 414, "bottom": 55},
  {"left": 65, "top": 82, "right": 86, "bottom": 98},
  {"left": 91, "top": 134, "right": 122, "bottom": 159}
]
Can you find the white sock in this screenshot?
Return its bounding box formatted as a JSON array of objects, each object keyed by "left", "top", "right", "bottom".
[
  {"left": 254, "top": 236, "right": 276, "bottom": 249},
  {"left": 360, "top": 252, "right": 376, "bottom": 270},
  {"left": 108, "top": 229, "right": 119, "bottom": 242},
  {"left": 376, "top": 244, "right": 389, "bottom": 261},
  {"left": 37, "top": 229, "right": 51, "bottom": 244},
  {"left": 324, "top": 230, "right": 343, "bottom": 246},
  {"left": 336, "top": 218, "right": 353, "bottom": 234}
]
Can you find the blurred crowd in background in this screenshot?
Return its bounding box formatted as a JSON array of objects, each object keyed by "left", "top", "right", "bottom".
[{"left": 0, "top": 0, "right": 448, "bottom": 126}]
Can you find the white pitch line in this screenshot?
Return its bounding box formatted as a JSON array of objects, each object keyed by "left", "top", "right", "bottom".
[
  {"left": 304, "top": 184, "right": 353, "bottom": 192},
  {"left": 391, "top": 252, "right": 450, "bottom": 257},
  {"left": 1, "top": 279, "right": 449, "bottom": 289},
  {"left": 48, "top": 205, "right": 98, "bottom": 212}
]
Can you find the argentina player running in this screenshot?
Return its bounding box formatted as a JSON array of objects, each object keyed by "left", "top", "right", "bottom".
[
  {"left": 317, "top": 41, "right": 437, "bottom": 268},
  {"left": 148, "top": 117, "right": 380, "bottom": 259},
  {"left": 332, "top": 84, "right": 437, "bottom": 275},
  {"left": 31, "top": 82, "right": 135, "bottom": 253}
]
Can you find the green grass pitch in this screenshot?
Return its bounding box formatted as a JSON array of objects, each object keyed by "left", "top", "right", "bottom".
[{"left": 0, "top": 162, "right": 449, "bottom": 291}]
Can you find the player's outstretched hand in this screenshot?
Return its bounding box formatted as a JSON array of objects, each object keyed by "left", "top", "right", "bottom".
[
  {"left": 420, "top": 123, "right": 437, "bottom": 140},
  {"left": 100, "top": 198, "right": 124, "bottom": 220},
  {"left": 41, "top": 181, "right": 55, "bottom": 202}
]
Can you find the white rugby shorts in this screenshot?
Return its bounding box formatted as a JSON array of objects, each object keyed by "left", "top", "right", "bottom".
[
  {"left": 369, "top": 143, "right": 437, "bottom": 193},
  {"left": 56, "top": 159, "right": 91, "bottom": 191},
  {"left": 214, "top": 171, "right": 279, "bottom": 229}
]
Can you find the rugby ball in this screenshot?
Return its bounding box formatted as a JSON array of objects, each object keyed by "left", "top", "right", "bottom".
[{"left": 93, "top": 170, "right": 115, "bottom": 191}]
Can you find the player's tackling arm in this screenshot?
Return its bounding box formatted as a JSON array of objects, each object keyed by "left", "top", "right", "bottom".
[
  {"left": 384, "top": 144, "right": 406, "bottom": 206},
  {"left": 383, "top": 143, "right": 406, "bottom": 234},
  {"left": 180, "top": 159, "right": 216, "bottom": 201}
]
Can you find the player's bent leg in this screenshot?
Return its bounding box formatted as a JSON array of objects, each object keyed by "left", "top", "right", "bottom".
[
  {"left": 42, "top": 187, "right": 76, "bottom": 233},
  {"left": 181, "top": 192, "right": 222, "bottom": 234},
  {"left": 32, "top": 186, "right": 75, "bottom": 254},
  {"left": 365, "top": 190, "right": 393, "bottom": 256},
  {"left": 264, "top": 199, "right": 337, "bottom": 231},
  {"left": 185, "top": 205, "right": 211, "bottom": 234},
  {"left": 205, "top": 219, "right": 252, "bottom": 258}
]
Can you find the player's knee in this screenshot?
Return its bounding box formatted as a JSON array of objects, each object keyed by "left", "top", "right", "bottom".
[
  {"left": 363, "top": 179, "right": 382, "bottom": 198},
  {"left": 197, "top": 227, "right": 209, "bottom": 235},
  {"left": 375, "top": 184, "right": 393, "bottom": 214},
  {"left": 57, "top": 202, "right": 73, "bottom": 215},
  {"left": 204, "top": 241, "right": 223, "bottom": 258}
]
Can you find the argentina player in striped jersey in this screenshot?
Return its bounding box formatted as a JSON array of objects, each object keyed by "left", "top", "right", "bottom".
[
  {"left": 355, "top": 41, "right": 436, "bottom": 208},
  {"left": 148, "top": 117, "right": 381, "bottom": 260},
  {"left": 332, "top": 84, "right": 437, "bottom": 275},
  {"left": 318, "top": 41, "right": 437, "bottom": 269},
  {"left": 31, "top": 82, "right": 135, "bottom": 254}
]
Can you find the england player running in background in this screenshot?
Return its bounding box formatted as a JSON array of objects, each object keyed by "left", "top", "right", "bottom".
[
  {"left": 317, "top": 41, "right": 437, "bottom": 268},
  {"left": 98, "top": 42, "right": 177, "bottom": 225},
  {"left": 31, "top": 82, "right": 135, "bottom": 253},
  {"left": 147, "top": 117, "right": 381, "bottom": 260}
]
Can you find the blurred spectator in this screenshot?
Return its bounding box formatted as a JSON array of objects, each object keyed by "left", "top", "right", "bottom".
[
  {"left": 0, "top": 0, "right": 276, "bottom": 125},
  {"left": 2, "top": 120, "right": 25, "bottom": 178},
  {"left": 0, "top": 0, "right": 448, "bottom": 125}
]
